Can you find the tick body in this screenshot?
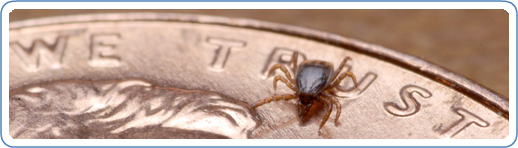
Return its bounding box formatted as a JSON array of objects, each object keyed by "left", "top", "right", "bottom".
[{"left": 251, "top": 52, "right": 358, "bottom": 130}]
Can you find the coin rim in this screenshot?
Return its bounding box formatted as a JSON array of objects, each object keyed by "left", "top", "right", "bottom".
[{"left": 9, "top": 12, "right": 509, "bottom": 119}]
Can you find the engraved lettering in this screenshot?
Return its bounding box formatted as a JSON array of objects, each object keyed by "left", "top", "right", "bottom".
[
  {"left": 10, "top": 36, "right": 68, "bottom": 71},
  {"left": 261, "top": 48, "right": 307, "bottom": 75},
  {"left": 440, "top": 108, "right": 489, "bottom": 138},
  {"left": 334, "top": 72, "right": 377, "bottom": 98},
  {"left": 383, "top": 85, "right": 432, "bottom": 117},
  {"left": 88, "top": 34, "right": 121, "bottom": 67},
  {"left": 206, "top": 37, "right": 246, "bottom": 69}
]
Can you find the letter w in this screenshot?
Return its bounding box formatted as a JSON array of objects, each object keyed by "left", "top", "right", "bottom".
[{"left": 10, "top": 36, "right": 67, "bottom": 70}]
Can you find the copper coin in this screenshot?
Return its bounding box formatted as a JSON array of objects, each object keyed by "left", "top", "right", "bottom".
[{"left": 9, "top": 13, "right": 508, "bottom": 139}]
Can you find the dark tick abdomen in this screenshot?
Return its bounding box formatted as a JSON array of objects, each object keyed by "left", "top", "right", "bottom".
[{"left": 296, "top": 61, "right": 334, "bottom": 96}]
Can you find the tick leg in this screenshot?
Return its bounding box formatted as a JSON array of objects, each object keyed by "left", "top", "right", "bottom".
[
  {"left": 323, "top": 93, "right": 341, "bottom": 126},
  {"left": 267, "top": 64, "right": 295, "bottom": 84},
  {"left": 290, "top": 51, "right": 299, "bottom": 71},
  {"left": 273, "top": 76, "right": 297, "bottom": 92},
  {"left": 318, "top": 97, "right": 333, "bottom": 129},
  {"left": 331, "top": 56, "right": 351, "bottom": 82},
  {"left": 250, "top": 94, "right": 298, "bottom": 109},
  {"left": 329, "top": 71, "right": 358, "bottom": 89}
]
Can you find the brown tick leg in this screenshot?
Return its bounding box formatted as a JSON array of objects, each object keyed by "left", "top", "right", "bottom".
[
  {"left": 267, "top": 64, "right": 295, "bottom": 84},
  {"left": 331, "top": 56, "right": 351, "bottom": 82},
  {"left": 318, "top": 97, "right": 333, "bottom": 129},
  {"left": 329, "top": 71, "right": 358, "bottom": 89},
  {"left": 289, "top": 51, "right": 299, "bottom": 71},
  {"left": 323, "top": 94, "right": 341, "bottom": 126},
  {"left": 273, "top": 76, "right": 297, "bottom": 92},
  {"left": 250, "top": 94, "right": 298, "bottom": 109}
]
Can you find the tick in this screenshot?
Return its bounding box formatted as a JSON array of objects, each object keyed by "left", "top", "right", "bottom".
[{"left": 251, "top": 52, "right": 358, "bottom": 130}]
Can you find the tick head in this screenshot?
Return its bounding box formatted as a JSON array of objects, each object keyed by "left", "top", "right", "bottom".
[{"left": 298, "top": 95, "right": 313, "bottom": 119}]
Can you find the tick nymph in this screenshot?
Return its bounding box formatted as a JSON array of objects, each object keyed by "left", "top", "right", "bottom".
[{"left": 251, "top": 52, "right": 358, "bottom": 130}]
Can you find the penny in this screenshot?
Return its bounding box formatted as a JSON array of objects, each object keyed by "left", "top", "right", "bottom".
[{"left": 9, "top": 13, "right": 508, "bottom": 139}]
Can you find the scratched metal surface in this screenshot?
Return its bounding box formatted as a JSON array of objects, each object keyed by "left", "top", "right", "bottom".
[{"left": 9, "top": 13, "right": 508, "bottom": 139}]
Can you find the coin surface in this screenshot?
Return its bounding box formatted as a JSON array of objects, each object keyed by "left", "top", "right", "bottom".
[
  {"left": 10, "top": 9, "right": 510, "bottom": 98},
  {"left": 9, "top": 13, "right": 508, "bottom": 139}
]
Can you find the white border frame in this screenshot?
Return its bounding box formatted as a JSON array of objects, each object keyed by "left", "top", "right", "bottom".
[{"left": 2, "top": 1, "right": 515, "bottom": 147}]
